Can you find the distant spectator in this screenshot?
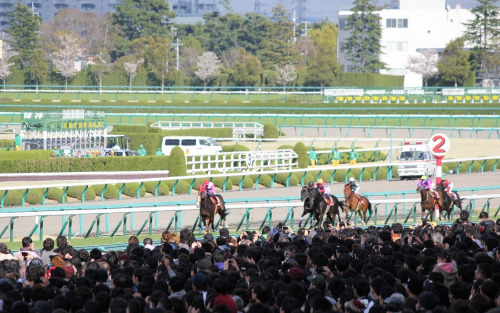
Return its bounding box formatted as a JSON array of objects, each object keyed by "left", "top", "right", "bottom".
[
  {"left": 40, "top": 238, "right": 57, "bottom": 266},
  {"left": 0, "top": 243, "right": 15, "bottom": 261},
  {"left": 155, "top": 148, "right": 163, "bottom": 156},
  {"left": 15, "top": 133, "right": 24, "bottom": 151},
  {"left": 137, "top": 144, "right": 147, "bottom": 156}
]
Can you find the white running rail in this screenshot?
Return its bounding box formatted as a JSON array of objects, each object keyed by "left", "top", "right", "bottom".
[
  {"left": 149, "top": 121, "right": 264, "bottom": 138},
  {"left": 185, "top": 149, "right": 298, "bottom": 174}
]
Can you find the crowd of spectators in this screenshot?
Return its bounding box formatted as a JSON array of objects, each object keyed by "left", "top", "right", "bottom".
[{"left": 0, "top": 210, "right": 498, "bottom": 313}]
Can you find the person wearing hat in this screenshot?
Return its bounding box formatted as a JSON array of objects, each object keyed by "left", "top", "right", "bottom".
[
  {"left": 155, "top": 148, "right": 164, "bottom": 156},
  {"left": 14, "top": 133, "right": 24, "bottom": 151},
  {"left": 85, "top": 150, "right": 91, "bottom": 158},
  {"left": 349, "top": 148, "right": 359, "bottom": 165},
  {"left": 307, "top": 274, "right": 326, "bottom": 293},
  {"left": 417, "top": 291, "right": 440, "bottom": 313},
  {"left": 308, "top": 146, "right": 318, "bottom": 167},
  {"left": 331, "top": 147, "right": 341, "bottom": 166},
  {"left": 192, "top": 272, "right": 208, "bottom": 302},
  {"left": 53, "top": 146, "right": 61, "bottom": 158},
  {"left": 137, "top": 144, "right": 147, "bottom": 156}
]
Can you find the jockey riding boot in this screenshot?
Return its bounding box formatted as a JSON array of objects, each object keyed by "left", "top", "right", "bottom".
[
  {"left": 196, "top": 196, "right": 200, "bottom": 208},
  {"left": 216, "top": 197, "right": 221, "bottom": 208}
]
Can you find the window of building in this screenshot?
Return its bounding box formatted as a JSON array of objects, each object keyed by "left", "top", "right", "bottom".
[
  {"left": 339, "top": 42, "right": 346, "bottom": 53},
  {"left": 339, "top": 19, "right": 349, "bottom": 30},
  {"left": 386, "top": 18, "right": 408, "bottom": 28},
  {"left": 386, "top": 41, "right": 408, "bottom": 52}
]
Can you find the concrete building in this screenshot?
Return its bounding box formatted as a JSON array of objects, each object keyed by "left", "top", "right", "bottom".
[
  {"left": 0, "top": 0, "right": 216, "bottom": 30},
  {"left": 337, "top": 0, "right": 474, "bottom": 87}
]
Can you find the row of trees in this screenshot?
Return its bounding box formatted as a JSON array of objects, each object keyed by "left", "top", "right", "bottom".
[{"left": 0, "top": 1, "right": 342, "bottom": 89}]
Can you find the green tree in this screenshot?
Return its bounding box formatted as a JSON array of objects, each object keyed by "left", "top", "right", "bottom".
[
  {"left": 463, "top": 0, "right": 500, "bottom": 73},
  {"left": 6, "top": 3, "right": 42, "bottom": 70},
  {"left": 307, "top": 23, "right": 340, "bottom": 87},
  {"left": 438, "top": 37, "right": 471, "bottom": 87},
  {"left": 26, "top": 50, "right": 47, "bottom": 90},
  {"left": 240, "top": 13, "right": 273, "bottom": 56},
  {"left": 199, "top": 12, "right": 244, "bottom": 56},
  {"left": 144, "top": 39, "right": 175, "bottom": 92},
  {"left": 260, "top": 5, "right": 300, "bottom": 69},
  {"left": 232, "top": 51, "right": 262, "bottom": 86},
  {"left": 342, "top": 0, "right": 385, "bottom": 72},
  {"left": 112, "top": 0, "right": 176, "bottom": 41}
]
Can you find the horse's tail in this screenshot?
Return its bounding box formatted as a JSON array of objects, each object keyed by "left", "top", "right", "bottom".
[
  {"left": 338, "top": 200, "right": 345, "bottom": 212},
  {"left": 367, "top": 201, "right": 372, "bottom": 215}
]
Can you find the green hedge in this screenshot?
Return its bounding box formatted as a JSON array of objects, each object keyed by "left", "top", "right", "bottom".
[
  {"left": 115, "top": 183, "right": 146, "bottom": 198},
  {"left": 92, "top": 184, "right": 120, "bottom": 199},
  {"left": 294, "top": 142, "right": 309, "bottom": 168},
  {"left": 143, "top": 181, "right": 170, "bottom": 196},
  {"left": 0, "top": 150, "right": 53, "bottom": 160},
  {"left": 222, "top": 144, "right": 250, "bottom": 152},
  {"left": 263, "top": 124, "right": 279, "bottom": 139},
  {"left": 168, "top": 147, "right": 187, "bottom": 176},
  {"left": 24, "top": 189, "right": 43, "bottom": 205},
  {"left": 0, "top": 156, "right": 170, "bottom": 173},
  {"left": 331, "top": 72, "right": 404, "bottom": 87},
  {"left": 173, "top": 180, "right": 191, "bottom": 194},
  {"left": 0, "top": 140, "right": 13, "bottom": 148},
  {"left": 274, "top": 173, "right": 299, "bottom": 186},
  {"left": 67, "top": 186, "right": 96, "bottom": 201},
  {"left": 0, "top": 191, "right": 22, "bottom": 206},
  {"left": 46, "top": 188, "right": 68, "bottom": 203}
]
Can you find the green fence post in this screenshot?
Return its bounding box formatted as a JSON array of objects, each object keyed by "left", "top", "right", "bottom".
[
  {"left": 0, "top": 190, "right": 7, "bottom": 209},
  {"left": 42, "top": 188, "right": 49, "bottom": 205},
  {"left": 118, "top": 183, "right": 126, "bottom": 200},
  {"left": 21, "top": 189, "right": 29, "bottom": 207},
  {"left": 137, "top": 182, "right": 143, "bottom": 199},
  {"left": 62, "top": 187, "right": 69, "bottom": 204},
  {"left": 172, "top": 180, "right": 179, "bottom": 196},
  {"left": 100, "top": 184, "right": 107, "bottom": 201},
  {"left": 81, "top": 185, "right": 88, "bottom": 203}
]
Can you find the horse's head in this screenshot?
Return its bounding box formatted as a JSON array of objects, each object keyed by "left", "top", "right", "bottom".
[
  {"left": 300, "top": 187, "right": 309, "bottom": 201},
  {"left": 436, "top": 182, "right": 444, "bottom": 192},
  {"left": 416, "top": 186, "right": 422, "bottom": 193},
  {"left": 343, "top": 184, "right": 351, "bottom": 197}
]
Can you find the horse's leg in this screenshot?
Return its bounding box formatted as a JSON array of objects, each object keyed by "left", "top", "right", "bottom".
[{"left": 362, "top": 207, "right": 367, "bottom": 226}]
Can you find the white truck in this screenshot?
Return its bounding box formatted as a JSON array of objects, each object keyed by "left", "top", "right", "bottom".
[
  {"left": 161, "top": 136, "right": 223, "bottom": 156},
  {"left": 396, "top": 141, "right": 436, "bottom": 180}
]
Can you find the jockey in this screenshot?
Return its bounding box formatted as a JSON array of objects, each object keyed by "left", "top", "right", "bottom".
[
  {"left": 348, "top": 177, "right": 363, "bottom": 203},
  {"left": 197, "top": 179, "right": 221, "bottom": 207},
  {"left": 418, "top": 176, "right": 439, "bottom": 199},
  {"left": 317, "top": 178, "right": 332, "bottom": 205},
  {"left": 307, "top": 181, "right": 317, "bottom": 190},
  {"left": 443, "top": 179, "right": 457, "bottom": 200}
]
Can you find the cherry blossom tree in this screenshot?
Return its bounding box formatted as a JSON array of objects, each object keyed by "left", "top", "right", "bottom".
[
  {"left": 0, "top": 43, "right": 18, "bottom": 88},
  {"left": 407, "top": 49, "right": 439, "bottom": 88},
  {"left": 124, "top": 59, "right": 144, "bottom": 91},
  {"left": 195, "top": 52, "right": 221, "bottom": 91},
  {"left": 51, "top": 34, "right": 84, "bottom": 90},
  {"left": 276, "top": 62, "right": 297, "bottom": 91}
]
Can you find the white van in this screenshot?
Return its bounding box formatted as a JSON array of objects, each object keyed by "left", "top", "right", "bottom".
[
  {"left": 396, "top": 141, "right": 436, "bottom": 180},
  {"left": 161, "top": 136, "right": 223, "bottom": 156}
]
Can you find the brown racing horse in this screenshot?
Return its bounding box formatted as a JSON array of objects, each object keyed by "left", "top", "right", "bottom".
[
  {"left": 343, "top": 184, "right": 372, "bottom": 225},
  {"left": 198, "top": 188, "right": 227, "bottom": 232},
  {"left": 417, "top": 186, "right": 440, "bottom": 221},
  {"left": 435, "top": 182, "right": 463, "bottom": 221}
]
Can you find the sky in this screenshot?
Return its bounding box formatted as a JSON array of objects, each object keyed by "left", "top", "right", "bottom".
[{"left": 222, "top": 0, "right": 481, "bottom": 22}]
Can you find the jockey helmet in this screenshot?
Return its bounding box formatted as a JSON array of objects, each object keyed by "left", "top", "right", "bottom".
[
  {"left": 317, "top": 178, "right": 324, "bottom": 184},
  {"left": 204, "top": 179, "right": 210, "bottom": 185},
  {"left": 349, "top": 177, "right": 355, "bottom": 182},
  {"left": 308, "top": 181, "right": 314, "bottom": 188},
  {"left": 421, "top": 175, "right": 427, "bottom": 180}
]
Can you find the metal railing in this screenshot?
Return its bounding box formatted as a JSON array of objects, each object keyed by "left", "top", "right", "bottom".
[
  {"left": 1, "top": 104, "right": 499, "bottom": 115},
  {"left": 1, "top": 155, "right": 499, "bottom": 208},
  {"left": 149, "top": 121, "right": 264, "bottom": 138},
  {"left": 0, "top": 189, "right": 498, "bottom": 242},
  {"left": 185, "top": 149, "right": 298, "bottom": 174}
]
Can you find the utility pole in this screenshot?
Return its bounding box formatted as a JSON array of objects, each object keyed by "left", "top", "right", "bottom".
[
  {"left": 301, "top": 20, "right": 310, "bottom": 57},
  {"left": 174, "top": 38, "right": 183, "bottom": 71},
  {"left": 292, "top": 11, "right": 297, "bottom": 43}
]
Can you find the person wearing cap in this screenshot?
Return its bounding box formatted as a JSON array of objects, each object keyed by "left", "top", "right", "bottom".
[
  {"left": 308, "top": 146, "right": 318, "bottom": 167},
  {"left": 416, "top": 291, "right": 440, "bottom": 313},
  {"left": 137, "top": 144, "right": 147, "bottom": 156},
  {"left": 192, "top": 272, "right": 208, "bottom": 302},
  {"left": 307, "top": 274, "right": 326, "bottom": 294},
  {"left": 53, "top": 146, "right": 61, "bottom": 158},
  {"left": 14, "top": 133, "right": 24, "bottom": 151},
  {"left": 154, "top": 148, "right": 164, "bottom": 156},
  {"left": 331, "top": 147, "right": 341, "bottom": 166},
  {"left": 85, "top": 150, "right": 91, "bottom": 158},
  {"left": 349, "top": 148, "right": 359, "bottom": 165}
]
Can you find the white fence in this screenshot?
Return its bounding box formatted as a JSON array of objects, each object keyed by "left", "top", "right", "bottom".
[
  {"left": 185, "top": 149, "right": 298, "bottom": 174},
  {"left": 0, "top": 155, "right": 498, "bottom": 192},
  {"left": 150, "top": 121, "right": 264, "bottom": 138}
]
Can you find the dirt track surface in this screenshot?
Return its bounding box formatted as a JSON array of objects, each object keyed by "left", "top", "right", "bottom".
[{"left": 4, "top": 171, "right": 500, "bottom": 240}]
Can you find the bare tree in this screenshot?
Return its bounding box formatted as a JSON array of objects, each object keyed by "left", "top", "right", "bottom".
[
  {"left": 195, "top": 52, "right": 221, "bottom": 91},
  {"left": 124, "top": 59, "right": 144, "bottom": 91},
  {"left": 220, "top": 47, "right": 242, "bottom": 69},
  {"left": 51, "top": 34, "right": 84, "bottom": 90},
  {"left": 275, "top": 62, "right": 297, "bottom": 91},
  {"left": 180, "top": 47, "right": 200, "bottom": 79},
  {"left": 407, "top": 49, "right": 439, "bottom": 88},
  {"left": 91, "top": 53, "right": 110, "bottom": 93},
  {"left": 0, "top": 43, "right": 18, "bottom": 88}
]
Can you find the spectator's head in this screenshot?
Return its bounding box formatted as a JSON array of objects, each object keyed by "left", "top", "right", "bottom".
[
  {"left": 128, "top": 236, "right": 139, "bottom": 245},
  {"left": 143, "top": 238, "right": 153, "bottom": 246},
  {"left": 22, "top": 237, "right": 33, "bottom": 248},
  {"left": 56, "top": 235, "right": 68, "bottom": 248},
  {"left": 42, "top": 238, "right": 54, "bottom": 252}
]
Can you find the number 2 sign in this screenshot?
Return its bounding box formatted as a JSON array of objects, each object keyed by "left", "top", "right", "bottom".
[{"left": 429, "top": 133, "right": 450, "bottom": 157}]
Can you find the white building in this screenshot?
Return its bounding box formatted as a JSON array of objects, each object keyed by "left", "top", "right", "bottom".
[{"left": 337, "top": 0, "right": 474, "bottom": 87}]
